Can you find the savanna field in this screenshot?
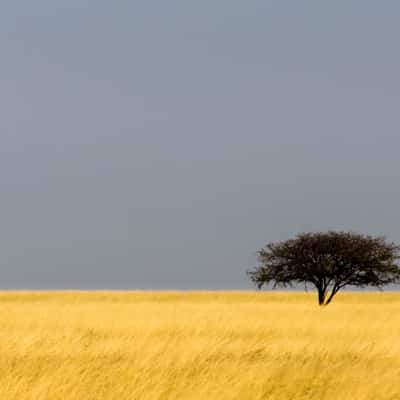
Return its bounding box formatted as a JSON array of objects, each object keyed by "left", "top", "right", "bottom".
[{"left": 0, "top": 291, "right": 399, "bottom": 400}]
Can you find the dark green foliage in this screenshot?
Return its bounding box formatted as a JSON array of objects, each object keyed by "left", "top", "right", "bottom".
[{"left": 248, "top": 232, "right": 400, "bottom": 305}]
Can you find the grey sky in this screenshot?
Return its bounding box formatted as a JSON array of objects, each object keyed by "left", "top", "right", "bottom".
[{"left": 1, "top": 1, "right": 400, "bottom": 289}]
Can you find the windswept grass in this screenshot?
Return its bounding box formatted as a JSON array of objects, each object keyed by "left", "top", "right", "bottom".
[{"left": 0, "top": 291, "right": 399, "bottom": 399}]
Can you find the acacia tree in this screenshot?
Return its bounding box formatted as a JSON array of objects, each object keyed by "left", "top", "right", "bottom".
[{"left": 248, "top": 231, "right": 400, "bottom": 305}]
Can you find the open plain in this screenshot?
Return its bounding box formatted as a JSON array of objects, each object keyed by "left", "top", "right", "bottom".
[{"left": 0, "top": 291, "right": 399, "bottom": 400}]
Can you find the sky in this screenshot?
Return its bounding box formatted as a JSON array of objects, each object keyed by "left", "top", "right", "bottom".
[{"left": 1, "top": 1, "right": 400, "bottom": 289}]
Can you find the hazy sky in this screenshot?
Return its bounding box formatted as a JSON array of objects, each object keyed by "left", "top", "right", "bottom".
[{"left": 1, "top": 1, "right": 400, "bottom": 289}]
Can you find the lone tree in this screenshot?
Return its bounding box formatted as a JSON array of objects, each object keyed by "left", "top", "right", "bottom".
[{"left": 248, "top": 231, "right": 400, "bottom": 305}]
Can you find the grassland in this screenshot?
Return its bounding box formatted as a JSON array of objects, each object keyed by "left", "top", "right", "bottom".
[{"left": 0, "top": 291, "right": 399, "bottom": 399}]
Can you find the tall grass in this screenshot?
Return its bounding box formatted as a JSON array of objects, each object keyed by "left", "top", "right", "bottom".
[{"left": 0, "top": 291, "right": 399, "bottom": 399}]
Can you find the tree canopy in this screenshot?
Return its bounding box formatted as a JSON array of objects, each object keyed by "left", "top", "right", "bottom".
[{"left": 248, "top": 231, "right": 400, "bottom": 305}]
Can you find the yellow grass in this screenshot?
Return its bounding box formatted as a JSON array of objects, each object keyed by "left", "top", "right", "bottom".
[{"left": 0, "top": 291, "right": 399, "bottom": 400}]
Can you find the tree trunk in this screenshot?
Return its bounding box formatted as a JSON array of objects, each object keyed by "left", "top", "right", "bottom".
[
  {"left": 318, "top": 288, "right": 326, "bottom": 305},
  {"left": 325, "top": 287, "right": 338, "bottom": 305}
]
